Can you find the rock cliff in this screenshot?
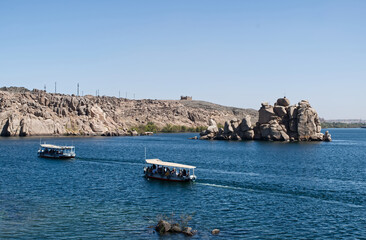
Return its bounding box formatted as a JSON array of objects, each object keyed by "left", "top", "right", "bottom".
[
  {"left": 0, "top": 87, "right": 258, "bottom": 137},
  {"left": 200, "top": 97, "right": 332, "bottom": 142}
]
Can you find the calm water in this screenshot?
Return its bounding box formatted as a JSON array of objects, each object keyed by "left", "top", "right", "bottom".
[{"left": 1, "top": 129, "right": 366, "bottom": 239}]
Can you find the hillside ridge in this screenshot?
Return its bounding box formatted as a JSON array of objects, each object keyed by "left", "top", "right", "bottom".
[{"left": 0, "top": 87, "right": 258, "bottom": 137}]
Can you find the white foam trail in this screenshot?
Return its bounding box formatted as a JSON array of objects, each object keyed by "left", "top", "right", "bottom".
[
  {"left": 199, "top": 169, "right": 260, "bottom": 177},
  {"left": 197, "top": 182, "right": 243, "bottom": 190}
]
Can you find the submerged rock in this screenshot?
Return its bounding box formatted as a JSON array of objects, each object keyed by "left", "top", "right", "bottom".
[
  {"left": 156, "top": 220, "right": 171, "bottom": 234},
  {"left": 155, "top": 220, "right": 196, "bottom": 236}
]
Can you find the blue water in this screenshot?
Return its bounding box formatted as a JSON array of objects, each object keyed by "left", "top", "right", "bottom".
[{"left": 1, "top": 129, "right": 366, "bottom": 239}]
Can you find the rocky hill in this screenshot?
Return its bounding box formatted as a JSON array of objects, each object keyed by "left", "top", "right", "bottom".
[
  {"left": 0, "top": 87, "right": 258, "bottom": 137},
  {"left": 200, "top": 97, "right": 332, "bottom": 142}
]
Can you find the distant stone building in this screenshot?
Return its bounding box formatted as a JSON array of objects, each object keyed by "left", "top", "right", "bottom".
[{"left": 180, "top": 96, "right": 192, "bottom": 101}]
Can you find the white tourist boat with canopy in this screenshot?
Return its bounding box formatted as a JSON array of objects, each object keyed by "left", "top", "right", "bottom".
[
  {"left": 144, "top": 158, "right": 196, "bottom": 182},
  {"left": 38, "top": 144, "right": 76, "bottom": 159}
]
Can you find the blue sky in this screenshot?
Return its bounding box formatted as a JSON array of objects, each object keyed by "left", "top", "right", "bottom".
[{"left": 1, "top": 0, "right": 365, "bottom": 119}]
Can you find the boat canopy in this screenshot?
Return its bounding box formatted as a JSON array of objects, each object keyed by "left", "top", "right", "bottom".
[
  {"left": 40, "top": 144, "right": 74, "bottom": 150},
  {"left": 146, "top": 159, "right": 196, "bottom": 169}
]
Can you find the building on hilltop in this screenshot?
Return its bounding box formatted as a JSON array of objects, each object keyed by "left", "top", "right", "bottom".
[{"left": 180, "top": 96, "right": 192, "bottom": 101}]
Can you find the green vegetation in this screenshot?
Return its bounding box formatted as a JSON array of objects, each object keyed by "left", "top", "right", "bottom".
[
  {"left": 217, "top": 123, "right": 224, "bottom": 129},
  {"left": 130, "top": 121, "right": 159, "bottom": 134},
  {"left": 161, "top": 124, "right": 206, "bottom": 133},
  {"left": 321, "top": 122, "right": 366, "bottom": 128},
  {"left": 130, "top": 122, "right": 206, "bottom": 134}
]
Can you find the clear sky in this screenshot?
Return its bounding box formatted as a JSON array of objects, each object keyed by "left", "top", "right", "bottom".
[{"left": 1, "top": 0, "right": 365, "bottom": 119}]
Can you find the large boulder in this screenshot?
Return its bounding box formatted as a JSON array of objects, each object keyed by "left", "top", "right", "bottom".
[
  {"left": 170, "top": 224, "right": 182, "bottom": 233},
  {"left": 258, "top": 103, "right": 276, "bottom": 124},
  {"left": 90, "top": 121, "right": 108, "bottom": 133},
  {"left": 156, "top": 220, "right": 171, "bottom": 234},
  {"left": 276, "top": 97, "right": 290, "bottom": 107},
  {"left": 260, "top": 120, "right": 289, "bottom": 141},
  {"left": 243, "top": 130, "right": 255, "bottom": 140},
  {"left": 323, "top": 131, "right": 332, "bottom": 141},
  {"left": 208, "top": 118, "right": 217, "bottom": 127},
  {"left": 297, "top": 105, "right": 320, "bottom": 141},
  {"left": 206, "top": 119, "right": 218, "bottom": 133},
  {"left": 273, "top": 106, "right": 287, "bottom": 117},
  {"left": 1, "top": 114, "right": 21, "bottom": 136},
  {"left": 182, "top": 227, "right": 195, "bottom": 236},
  {"left": 224, "top": 121, "right": 234, "bottom": 134},
  {"left": 239, "top": 115, "right": 252, "bottom": 132},
  {"left": 230, "top": 118, "right": 240, "bottom": 131}
]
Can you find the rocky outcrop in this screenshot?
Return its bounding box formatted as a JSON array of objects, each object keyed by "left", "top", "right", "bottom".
[
  {"left": 323, "top": 130, "right": 332, "bottom": 141},
  {"left": 155, "top": 220, "right": 196, "bottom": 236},
  {"left": 200, "top": 97, "right": 331, "bottom": 142},
  {"left": 0, "top": 87, "right": 258, "bottom": 137},
  {"left": 156, "top": 220, "right": 171, "bottom": 234}
]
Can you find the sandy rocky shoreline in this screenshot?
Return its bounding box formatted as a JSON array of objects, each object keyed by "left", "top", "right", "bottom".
[
  {"left": 0, "top": 87, "right": 256, "bottom": 137},
  {"left": 0, "top": 87, "right": 330, "bottom": 141}
]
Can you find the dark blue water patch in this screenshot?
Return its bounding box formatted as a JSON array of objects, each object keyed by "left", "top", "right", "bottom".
[{"left": 1, "top": 130, "right": 366, "bottom": 239}]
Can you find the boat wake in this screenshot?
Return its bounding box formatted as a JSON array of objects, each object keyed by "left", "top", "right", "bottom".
[
  {"left": 196, "top": 182, "right": 244, "bottom": 190},
  {"left": 196, "top": 180, "right": 365, "bottom": 208},
  {"left": 76, "top": 157, "right": 144, "bottom": 166}
]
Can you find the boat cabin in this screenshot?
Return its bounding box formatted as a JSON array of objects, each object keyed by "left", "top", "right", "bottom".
[
  {"left": 38, "top": 144, "right": 76, "bottom": 159},
  {"left": 144, "top": 159, "right": 196, "bottom": 182}
]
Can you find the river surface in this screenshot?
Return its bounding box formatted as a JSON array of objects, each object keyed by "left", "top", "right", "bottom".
[{"left": 1, "top": 129, "right": 366, "bottom": 239}]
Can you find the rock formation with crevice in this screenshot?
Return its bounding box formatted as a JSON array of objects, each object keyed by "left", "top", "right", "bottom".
[{"left": 200, "top": 97, "right": 332, "bottom": 142}]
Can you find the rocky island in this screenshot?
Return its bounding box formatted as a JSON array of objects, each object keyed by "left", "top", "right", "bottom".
[
  {"left": 200, "top": 97, "right": 332, "bottom": 142},
  {"left": 0, "top": 87, "right": 257, "bottom": 137}
]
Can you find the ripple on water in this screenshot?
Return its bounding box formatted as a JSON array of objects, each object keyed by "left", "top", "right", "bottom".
[{"left": 0, "top": 131, "right": 366, "bottom": 239}]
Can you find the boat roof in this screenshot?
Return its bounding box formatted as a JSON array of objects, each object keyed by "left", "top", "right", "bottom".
[
  {"left": 146, "top": 159, "right": 196, "bottom": 169},
  {"left": 40, "top": 144, "right": 75, "bottom": 149}
]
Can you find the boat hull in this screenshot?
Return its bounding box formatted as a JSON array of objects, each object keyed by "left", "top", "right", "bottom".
[
  {"left": 145, "top": 173, "right": 195, "bottom": 182},
  {"left": 38, "top": 153, "right": 75, "bottom": 159}
]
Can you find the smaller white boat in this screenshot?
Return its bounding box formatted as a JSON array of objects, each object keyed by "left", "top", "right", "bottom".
[
  {"left": 144, "top": 159, "right": 196, "bottom": 182},
  {"left": 38, "top": 144, "right": 76, "bottom": 159}
]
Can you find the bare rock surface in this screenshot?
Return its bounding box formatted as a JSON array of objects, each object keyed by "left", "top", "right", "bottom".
[
  {"left": 0, "top": 87, "right": 258, "bottom": 137},
  {"left": 200, "top": 97, "right": 331, "bottom": 142}
]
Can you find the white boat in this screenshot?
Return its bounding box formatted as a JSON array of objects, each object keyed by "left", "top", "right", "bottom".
[
  {"left": 144, "top": 159, "right": 196, "bottom": 182},
  {"left": 38, "top": 144, "right": 76, "bottom": 159}
]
